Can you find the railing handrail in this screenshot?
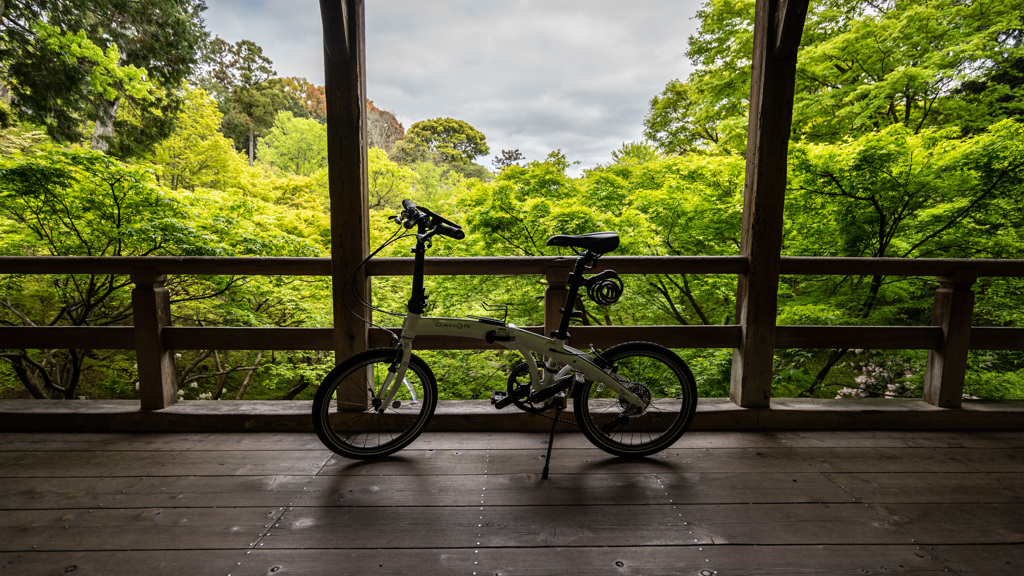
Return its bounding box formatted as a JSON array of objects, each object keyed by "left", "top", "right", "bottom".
[{"left": 2, "top": 254, "right": 1024, "bottom": 277}]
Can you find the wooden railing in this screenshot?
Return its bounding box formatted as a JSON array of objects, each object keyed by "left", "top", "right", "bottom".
[{"left": 1, "top": 255, "right": 1023, "bottom": 410}]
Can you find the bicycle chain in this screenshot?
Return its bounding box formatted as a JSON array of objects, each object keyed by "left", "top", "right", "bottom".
[{"left": 534, "top": 406, "right": 579, "bottom": 427}]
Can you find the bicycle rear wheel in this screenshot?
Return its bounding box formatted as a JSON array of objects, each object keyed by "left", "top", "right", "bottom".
[
  {"left": 574, "top": 341, "right": 697, "bottom": 457},
  {"left": 313, "top": 347, "right": 437, "bottom": 459}
]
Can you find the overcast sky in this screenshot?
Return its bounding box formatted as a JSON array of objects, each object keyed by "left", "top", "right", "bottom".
[{"left": 203, "top": 0, "right": 703, "bottom": 173}]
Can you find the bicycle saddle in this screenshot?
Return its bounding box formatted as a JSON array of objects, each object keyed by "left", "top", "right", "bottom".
[{"left": 546, "top": 231, "right": 619, "bottom": 255}]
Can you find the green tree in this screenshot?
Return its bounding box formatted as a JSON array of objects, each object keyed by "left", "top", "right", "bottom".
[
  {"left": 269, "top": 76, "right": 327, "bottom": 122},
  {"left": 0, "top": 145, "right": 206, "bottom": 398},
  {"left": 644, "top": 0, "right": 1024, "bottom": 153},
  {"left": 0, "top": 0, "right": 209, "bottom": 155},
  {"left": 368, "top": 147, "right": 418, "bottom": 209},
  {"left": 395, "top": 117, "right": 490, "bottom": 164},
  {"left": 258, "top": 111, "right": 328, "bottom": 177},
  {"left": 782, "top": 120, "right": 1024, "bottom": 395},
  {"left": 149, "top": 88, "right": 245, "bottom": 191},
  {"left": 200, "top": 38, "right": 286, "bottom": 166}
]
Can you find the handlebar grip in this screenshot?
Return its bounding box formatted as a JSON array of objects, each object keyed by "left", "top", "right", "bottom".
[
  {"left": 436, "top": 222, "right": 465, "bottom": 240},
  {"left": 402, "top": 199, "right": 417, "bottom": 211}
]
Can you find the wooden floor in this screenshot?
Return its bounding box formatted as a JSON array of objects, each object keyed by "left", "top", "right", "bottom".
[{"left": 1, "top": 431, "right": 1023, "bottom": 575}]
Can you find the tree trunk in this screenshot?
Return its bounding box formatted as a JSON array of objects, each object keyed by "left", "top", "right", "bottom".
[
  {"left": 235, "top": 349, "right": 264, "bottom": 399},
  {"left": 248, "top": 127, "right": 255, "bottom": 167},
  {"left": 91, "top": 98, "right": 120, "bottom": 152},
  {"left": 3, "top": 355, "right": 48, "bottom": 398},
  {"left": 63, "top": 349, "right": 85, "bottom": 399},
  {"left": 281, "top": 376, "right": 308, "bottom": 400},
  {"left": 804, "top": 348, "right": 849, "bottom": 397}
]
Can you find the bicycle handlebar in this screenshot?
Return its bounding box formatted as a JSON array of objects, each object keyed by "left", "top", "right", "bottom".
[{"left": 397, "top": 199, "right": 465, "bottom": 240}]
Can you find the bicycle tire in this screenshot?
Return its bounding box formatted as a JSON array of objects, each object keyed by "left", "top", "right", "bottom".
[
  {"left": 574, "top": 341, "right": 697, "bottom": 457},
  {"left": 312, "top": 347, "right": 437, "bottom": 459}
]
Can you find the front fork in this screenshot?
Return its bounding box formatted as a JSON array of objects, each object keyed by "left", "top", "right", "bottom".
[{"left": 375, "top": 340, "right": 416, "bottom": 412}]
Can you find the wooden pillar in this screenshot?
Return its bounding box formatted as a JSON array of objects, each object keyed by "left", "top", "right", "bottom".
[
  {"left": 923, "top": 269, "right": 977, "bottom": 408},
  {"left": 544, "top": 264, "right": 571, "bottom": 339},
  {"left": 320, "top": 0, "right": 370, "bottom": 364},
  {"left": 730, "top": 0, "right": 808, "bottom": 408},
  {"left": 132, "top": 267, "right": 177, "bottom": 409}
]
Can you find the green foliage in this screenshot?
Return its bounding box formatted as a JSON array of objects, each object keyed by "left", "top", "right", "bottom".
[
  {"left": 368, "top": 147, "right": 419, "bottom": 210},
  {"left": 258, "top": 111, "right": 328, "bottom": 177},
  {"left": 400, "top": 117, "right": 490, "bottom": 164},
  {"left": 149, "top": 88, "right": 246, "bottom": 191},
  {"left": 789, "top": 124, "right": 1017, "bottom": 259},
  {"left": 965, "top": 351, "right": 1024, "bottom": 400},
  {"left": 645, "top": 0, "right": 1024, "bottom": 153},
  {"left": 32, "top": 22, "right": 154, "bottom": 103},
  {"left": 0, "top": 146, "right": 195, "bottom": 257},
  {"left": 0, "top": 0, "right": 208, "bottom": 154},
  {"left": 200, "top": 38, "right": 287, "bottom": 165}
]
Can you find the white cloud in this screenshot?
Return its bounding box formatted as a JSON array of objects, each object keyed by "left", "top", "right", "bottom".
[{"left": 203, "top": 0, "right": 702, "bottom": 173}]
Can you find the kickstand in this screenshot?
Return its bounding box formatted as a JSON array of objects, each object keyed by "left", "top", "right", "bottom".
[{"left": 541, "top": 400, "right": 564, "bottom": 480}]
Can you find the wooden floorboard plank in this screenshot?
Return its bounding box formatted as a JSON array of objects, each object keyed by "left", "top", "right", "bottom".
[
  {"left": 0, "top": 551, "right": 252, "bottom": 576},
  {"left": 826, "top": 472, "right": 1024, "bottom": 503},
  {"left": 315, "top": 446, "right": 1008, "bottom": 477},
  {"left": 0, "top": 475, "right": 313, "bottom": 510},
  {"left": 0, "top": 507, "right": 282, "bottom": 551},
  {"left": 0, "top": 450, "right": 332, "bottom": 478},
  {"left": 308, "top": 471, "right": 853, "bottom": 507},
  {"left": 766, "top": 430, "right": 1024, "bottom": 449},
  {"left": 0, "top": 432, "right": 324, "bottom": 452},
  {"left": 929, "top": 543, "right": 1024, "bottom": 574},
  {"left": 0, "top": 471, "right": 857, "bottom": 510},
  {"left": 224, "top": 545, "right": 955, "bottom": 576},
  {"left": 257, "top": 502, "right": 1024, "bottom": 549},
  {"left": 5, "top": 546, "right": 1019, "bottom": 576},
  {"left": 2, "top": 430, "right": 1021, "bottom": 453},
  {"left": 469, "top": 545, "right": 954, "bottom": 576},
  {"left": 5, "top": 430, "right": 1022, "bottom": 453}
]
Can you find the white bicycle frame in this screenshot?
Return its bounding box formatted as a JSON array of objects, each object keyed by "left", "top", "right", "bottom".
[{"left": 373, "top": 313, "right": 646, "bottom": 410}]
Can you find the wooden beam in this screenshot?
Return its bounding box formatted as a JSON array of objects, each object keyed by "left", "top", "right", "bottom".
[
  {"left": 774, "top": 326, "right": 942, "bottom": 350},
  {"left": 773, "top": 0, "right": 809, "bottom": 59},
  {"left": 0, "top": 327, "right": 135, "bottom": 349},
  {"left": 731, "top": 0, "right": 808, "bottom": 408},
  {"left": 320, "top": 0, "right": 369, "bottom": 364},
  {"left": 4, "top": 255, "right": 1024, "bottom": 279},
  {"left": 970, "top": 327, "right": 1024, "bottom": 351}
]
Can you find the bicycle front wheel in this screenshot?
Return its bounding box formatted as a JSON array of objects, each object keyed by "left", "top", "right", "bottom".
[
  {"left": 312, "top": 348, "right": 438, "bottom": 459},
  {"left": 574, "top": 342, "right": 698, "bottom": 457}
]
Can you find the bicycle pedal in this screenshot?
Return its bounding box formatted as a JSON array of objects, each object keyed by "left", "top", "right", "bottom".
[
  {"left": 493, "top": 385, "right": 531, "bottom": 409},
  {"left": 492, "top": 390, "right": 519, "bottom": 409}
]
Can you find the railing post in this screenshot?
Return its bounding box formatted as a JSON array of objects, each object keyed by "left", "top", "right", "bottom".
[
  {"left": 545, "top": 264, "right": 571, "bottom": 339},
  {"left": 131, "top": 267, "right": 177, "bottom": 409},
  {"left": 923, "top": 269, "right": 977, "bottom": 408}
]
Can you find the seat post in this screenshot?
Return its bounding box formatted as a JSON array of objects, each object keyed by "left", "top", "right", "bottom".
[{"left": 552, "top": 251, "right": 594, "bottom": 340}]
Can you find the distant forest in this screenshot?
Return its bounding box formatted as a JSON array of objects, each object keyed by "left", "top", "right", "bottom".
[{"left": 1, "top": 0, "right": 1023, "bottom": 402}]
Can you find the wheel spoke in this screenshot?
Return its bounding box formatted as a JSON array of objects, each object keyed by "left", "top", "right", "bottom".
[
  {"left": 312, "top": 349, "right": 437, "bottom": 459},
  {"left": 575, "top": 342, "right": 697, "bottom": 457}
]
